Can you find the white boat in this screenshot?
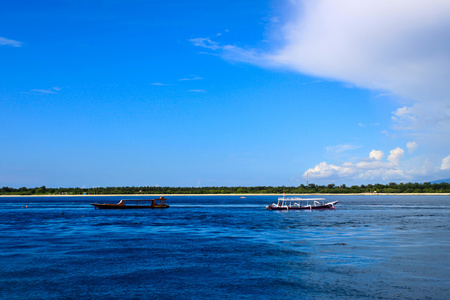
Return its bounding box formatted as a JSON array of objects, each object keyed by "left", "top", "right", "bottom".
[{"left": 266, "top": 196, "right": 338, "bottom": 210}]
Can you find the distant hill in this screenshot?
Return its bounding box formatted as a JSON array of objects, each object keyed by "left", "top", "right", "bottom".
[{"left": 430, "top": 178, "right": 450, "bottom": 184}]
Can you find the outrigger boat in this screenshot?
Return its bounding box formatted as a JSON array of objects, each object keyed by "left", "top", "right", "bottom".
[
  {"left": 266, "top": 196, "right": 338, "bottom": 210},
  {"left": 90, "top": 196, "right": 169, "bottom": 209}
]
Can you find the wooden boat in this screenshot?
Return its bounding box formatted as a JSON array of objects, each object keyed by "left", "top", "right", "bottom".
[
  {"left": 90, "top": 196, "right": 169, "bottom": 209},
  {"left": 266, "top": 196, "right": 337, "bottom": 210}
]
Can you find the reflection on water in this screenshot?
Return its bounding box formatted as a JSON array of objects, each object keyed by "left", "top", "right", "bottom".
[{"left": 0, "top": 195, "right": 449, "bottom": 299}]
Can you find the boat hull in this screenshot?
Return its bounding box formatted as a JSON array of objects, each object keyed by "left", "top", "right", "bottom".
[
  {"left": 266, "top": 201, "right": 338, "bottom": 210},
  {"left": 90, "top": 204, "right": 169, "bottom": 209},
  {"left": 91, "top": 197, "right": 169, "bottom": 209}
]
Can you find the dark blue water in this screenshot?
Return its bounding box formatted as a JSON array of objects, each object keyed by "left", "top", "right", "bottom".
[{"left": 1, "top": 195, "right": 449, "bottom": 299}]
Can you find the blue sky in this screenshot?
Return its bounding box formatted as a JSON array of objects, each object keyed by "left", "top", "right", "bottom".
[{"left": 1, "top": 0, "right": 450, "bottom": 188}]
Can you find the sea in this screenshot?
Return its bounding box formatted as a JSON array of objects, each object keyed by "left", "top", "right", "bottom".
[{"left": 0, "top": 195, "right": 449, "bottom": 299}]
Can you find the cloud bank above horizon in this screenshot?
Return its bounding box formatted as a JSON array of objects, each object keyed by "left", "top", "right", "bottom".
[
  {"left": 191, "top": 0, "right": 450, "bottom": 183},
  {"left": 272, "top": 0, "right": 450, "bottom": 182}
]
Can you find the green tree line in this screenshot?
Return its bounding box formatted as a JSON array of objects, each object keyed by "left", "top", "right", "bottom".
[{"left": 1, "top": 182, "right": 449, "bottom": 195}]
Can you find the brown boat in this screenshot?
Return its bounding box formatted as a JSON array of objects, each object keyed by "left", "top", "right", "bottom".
[{"left": 90, "top": 196, "right": 169, "bottom": 209}]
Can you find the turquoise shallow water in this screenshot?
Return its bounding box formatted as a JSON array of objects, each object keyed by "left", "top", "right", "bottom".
[{"left": 1, "top": 195, "right": 449, "bottom": 299}]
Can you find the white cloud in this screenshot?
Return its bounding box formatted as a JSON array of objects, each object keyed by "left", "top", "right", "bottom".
[
  {"left": 0, "top": 37, "right": 22, "bottom": 47},
  {"left": 151, "top": 82, "right": 169, "bottom": 86},
  {"left": 387, "top": 147, "right": 405, "bottom": 165},
  {"left": 391, "top": 106, "right": 418, "bottom": 130},
  {"left": 441, "top": 155, "right": 450, "bottom": 170},
  {"left": 270, "top": 0, "right": 450, "bottom": 138},
  {"left": 392, "top": 102, "right": 450, "bottom": 137},
  {"left": 188, "top": 89, "right": 205, "bottom": 93},
  {"left": 304, "top": 145, "right": 450, "bottom": 183},
  {"left": 369, "top": 150, "right": 384, "bottom": 161},
  {"left": 189, "top": 1, "right": 450, "bottom": 182},
  {"left": 305, "top": 157, "right": 408, "bottom": 182},
  {"left": 271, "top": 0, "right": 450, "bottom": 97},
  {"left": 407, "top": 141, "right": 418, "bottom": 153},
  {"left": 191, "top": 1, "right": 450, "bottom": 141},
  {"left": 306, "top": 161, "right": 343, "bottom": 179},
  {"left": 305, "top": 147, "right": 421, "bottom": 182}
]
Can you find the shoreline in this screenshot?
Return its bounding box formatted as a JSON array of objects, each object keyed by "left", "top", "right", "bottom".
[{"left": 1, "top": 193, "right": 449, "bottom": 197}]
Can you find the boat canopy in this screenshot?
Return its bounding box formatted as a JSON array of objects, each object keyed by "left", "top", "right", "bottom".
[
  {"left": 266, "top": 196, "right": 337, "bottom": 210},
  {"left": 277, "top": 197, "right": 327, "bottom": 206}
]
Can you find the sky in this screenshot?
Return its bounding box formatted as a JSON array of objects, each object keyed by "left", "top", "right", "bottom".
[{"left": 1, "top": 0, "right": 450, "bottom": 188}]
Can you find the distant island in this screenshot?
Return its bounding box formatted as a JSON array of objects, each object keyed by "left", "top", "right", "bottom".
[
  {"left": 1, "top": 182, "right": 449, "bottom": 195},
  {"left": 431, "top": 178, "right": 450, "bottom": 184}
]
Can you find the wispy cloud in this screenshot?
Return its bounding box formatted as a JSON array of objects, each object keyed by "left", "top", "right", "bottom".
[
  {"left": 358, "top": 122, "right": 380, "bottom": 128},
  {"left": 0, "top": 37, "right": 23, "bottom": 47},
  {"left": 189, "top": 38, "right": 221, "bottom": 50},
  {"left": 216, "top": 29, "right": 230, "bottom": 37},
  {"left": 326, "top": 144, "right": 361, "bottom": 154},
  {"left": 151, "top": 82, "right": 169, "bottom": 86},
  {"left": 188, "top": 89, "right": 205, "bottom": 93},
  {"left": 301, "top": 79, "right": 323, "bottom": 85},
  {"left": 374, "top": 93, "right": 394, "bottom": 98},
  {"left": 29, "top": 87, "right": 61, "bottom": 95},
  {"left": 179, "top": 75, "right": 203, "bottom": 81},
  {"left": 190, "top": 37, "right": 267, "bottom": 65}
]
